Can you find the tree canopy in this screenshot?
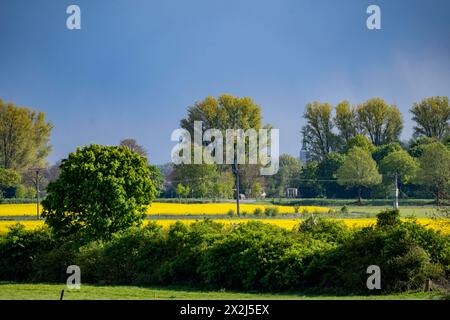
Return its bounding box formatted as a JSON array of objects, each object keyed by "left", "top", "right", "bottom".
[
  {"left": 411, "top": 96, "right": 450, "bottom": 141},
  {"left": 0, "top": 99, "right": 52, "bottom": 170},
  {"left": 337, "top": 147, "right": 382, "bottom": 202},
  {"left": 415, "top": 142, "right": 450, "bottom": 204},
  {"left": 42, "top": 144, "right": 157, "bottom": 241}
]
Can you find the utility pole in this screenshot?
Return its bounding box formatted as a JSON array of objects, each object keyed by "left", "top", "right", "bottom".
[
  {"left": 393, "top": 172, "right": 399, "bottom": 210},
  {"left": 234, "top": 156, "right": 240, "bottom": 216},
  {"left": 28, "top": 167, "right": 45, "bottom": 220}
]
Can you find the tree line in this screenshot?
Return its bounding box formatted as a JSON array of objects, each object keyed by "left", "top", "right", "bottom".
[
  {"left": 160, "top": 95, "right": 450, "bottom": 204},
  {"left": 0, "top": 99, "right": 53, "bottom": 200},
  {"left": 1, "top": 95, "right": 449, "bottom": 204}
]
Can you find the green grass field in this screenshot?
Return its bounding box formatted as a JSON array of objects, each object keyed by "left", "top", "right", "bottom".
[{"left": 0, "top": 283, "right": 446, "bottom": 300}]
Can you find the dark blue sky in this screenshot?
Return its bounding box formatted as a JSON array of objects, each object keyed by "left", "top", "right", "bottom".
[{"left": 1, "top": 0, "right": 449, "bottom": 164}]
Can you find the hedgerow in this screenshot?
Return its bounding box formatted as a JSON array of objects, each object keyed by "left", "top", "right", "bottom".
[{"left": 0, "top": 211, "right": 448, "bottom": 294}]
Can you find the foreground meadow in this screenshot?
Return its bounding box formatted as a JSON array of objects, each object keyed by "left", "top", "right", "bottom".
[
  {"left": 1, "top": 217, "right": 449, "bottom": 235},
  {"left": 0, "top": 283, "right": 445, "bottom": 300}
]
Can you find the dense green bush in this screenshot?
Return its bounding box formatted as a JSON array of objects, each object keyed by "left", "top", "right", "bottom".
[
  {"left": 304, "top": 212, "right": 449, "bottom": 293},
  {"left": 0, "top": 224, "right": 55, "bottom": 281},
  {"left": 0, "top": 213, "right": 448, "bottom": 294},
  {"left": 42, "top": 144, "right": 157, "bottom": 241}
]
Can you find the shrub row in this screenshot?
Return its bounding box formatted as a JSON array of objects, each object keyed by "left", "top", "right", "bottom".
[{"left": 0, "top": 211, "right": 449, "bottom": 294}]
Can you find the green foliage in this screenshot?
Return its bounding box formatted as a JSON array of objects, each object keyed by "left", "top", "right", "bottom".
[
  {"left": 411, "top": 96, "right": 450, "bottom": 141},
  {"left": 302, "top": 102, "right": 338, "bottom": 159},
  {"left": 415, "top": 142, "right": 450, "bottom": 203},
  {"left": 0, "top": 99, "right": 52, "bottom": 170},
  {"left": 334, "top": 100, "right": 358, "bottom": 144},
  {"left": 0, "top": 168, "right": 21, "bottom": 197},
  {"left": 345, "top": 135, "right": 376, "bottom": 153},
  {"left": 42, "top": 144, "right": 156, "bottom": 241},
  {"left": 379, "top": 149, "right": 418, "bottom": 184},
  {"left": 376, "top": 209, "right": 401, "bottom": 228},
  {"left": 148, "top": 165, "right": 164, "bottom": 196},
  {"left": 0, "top": 224, "right": 55, "bottom": 281},
  {"left": 253, "top": 207, "right": 263, "bottom": 216},
  {"left": 298, "top": 217, "right": 350, "bottom": 243},
  {"left": 337, "top": 147, "right": 382, "bottom": 200},
  {"left": 356, "top": 98, "right": 403, "bottom": 146},
  {"left": 176, "top": 183, "right": 190, "bottom": 199},
  {"left": 173, "top": 163, "right": 224, "bottom": 198},
  {"left": 179, "top": 94, "right": 265, "bottom": 195},
  {"left": 317, "top": 152, "right": 346, "bottom": 198},
  {"left": 298, "top": 161, "right": 323, "bottom": 198},
  {"left": 0, "top": 217, "right": 448, "bottom": 294},
  {"left": 262, "top": 207, "right": 279, "bottom": 217},
  {"left": 14, "top": 184, "right": 36, "bottom": 199},
  {"left": 408, "top": 136, "right": 440, "bottom": 158},
  {"left": 372, "top": 142, "right": 403, "bottom": 164}
]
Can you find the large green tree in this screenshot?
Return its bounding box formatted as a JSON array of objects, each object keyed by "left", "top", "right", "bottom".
[
  {"left": 334, "top": 100, "right": 359, "bottom": 144},
  {"left": 180, "top": 94, "right": 266, "bottom": 198},
  {"left": 372, "top": 142, "right": 403, "bottom": 164},
  {"left": 317, "top": 152, "right": 346, "bottom": 198},
  {"left": 302, "top": 101, "right": 337, "bottom": 159},
  {"left": 379, "top": 149, "right": 418, "bottom": 197},
  {"left": 344, "top": 134, "right": 376, "bottom": 154},
  {"left": 42, "top": 144, "right": 156, "bottom": 241},
  {"left": 0, "top": 99, "right": 52, "bottom": 170},
  {"left": 172, "top": 162, "right": 226, "bottom": 199},
  {"left": 410, "top": 96, "right": 450, "bottom": 141},
  {"left": 415, "top": 142, "right": 450, "bottom": 205},
  {"left": 337, "top": 147, "right": 382, "bottom": 203},
  {"left": 357, "top": 98, "right": 403, "bottom": 146},
  {"left": 298, "top": 160, "right": 323, "bottom": 198},
  {"left": 266, "top": 154, "right": 301, "bottom": 197}
]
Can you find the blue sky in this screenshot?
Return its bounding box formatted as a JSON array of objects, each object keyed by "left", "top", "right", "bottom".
[{"left": 0, "top": 0, "right": 449, "bottom": 164}]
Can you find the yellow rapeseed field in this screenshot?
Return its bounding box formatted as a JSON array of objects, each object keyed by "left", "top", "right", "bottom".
[
  {"left": 1, "top": 218, "right": 449, "bottom": 235},
  {"left": 0, "top": 203, "right": 328, "bottom": 216},
  {"left": 146, "top": 203, "right": 328, "bottom": 215},
  {"left": 0, "top": 204, "right": 41, "bottom": 216}
]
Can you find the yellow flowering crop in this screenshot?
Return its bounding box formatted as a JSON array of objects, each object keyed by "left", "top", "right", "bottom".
[
  {"left": 0, "top": 204, "right": 41, "bottom": 216},
  {"left": 146, "top": 203, "right": 328, "bottom": 215},
  {"left": 0, "top": 203, "right": 328, "bottom": 216},
  {"left": 1, "top": 218, "right": 448, "bottom": 235}
]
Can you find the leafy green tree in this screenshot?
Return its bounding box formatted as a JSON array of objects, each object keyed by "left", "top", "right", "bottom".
[
  {"left": 266, "top": 154, "right": 301, "bottom": 197},
  {"left": 42, "top": 144, "right": 156, "bottom": 241},
  {"left": 337, "top": 147, "right": 382, "bottom": 203},
  {"left": 0, "top": 99, "right": 52, "bottom": 170},
  {"left": 380, "top": 150, "right": 418, "bottom": 188},
  {"left": 149, "top": 165, "right": 164, "bottom": 197},
  {"left": 213, "top": 170, "right": 235, "bottom": 199},
  {"left": 302, "top": 102, "right": 337, "bottom": 159},
  {"left": 372, "top": 142, "right": 403, "bottom": 164},
  {"left": 180, "top": 94, "right": 266, "bottom": 199},
  {"left": 411, "top": 96, "right": 450, "bottom": 141},
  {"left": 172, "top": 163, "right": 222, "bottom": 198},
  {"left": 176, "top": 183, "right": 190, "bottom": 199},
  {"left": 250, "top": 182, "right": 263, "bottom": 199},
  {"left": 0, "top": 168, "right": 20, "bottom": 197},
  {"left": 357, "top": 98, "right": 403, "bottom": 146},
  {"left": 317, "top": 152, "right": 346, "bottom": 198},
  {"left": 334, "top": 100, "right": 359, "bottom": 144},
  {"left": 344, "top": 134, "right": 375, "bottom": 153},
  {"left": 408, "top": 136, "right": 440, "bottom": 158},
  {"left": 415, "top": 142, "right": 450, "bottom": 205},
  {"left": 298, "top": 160, "right": 323, "bottom": 198}
]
